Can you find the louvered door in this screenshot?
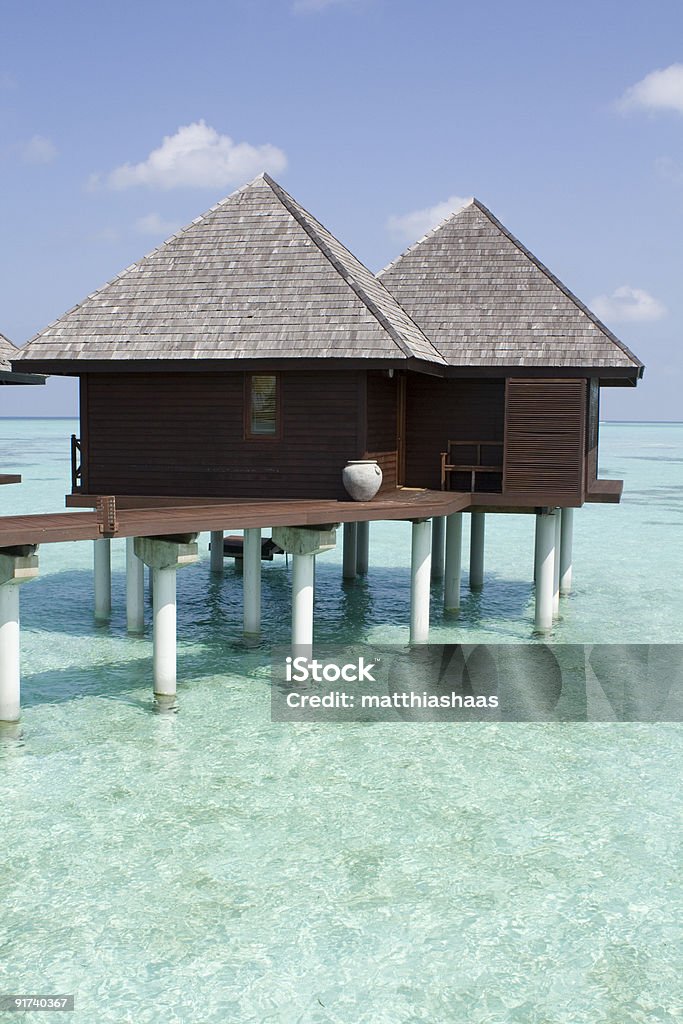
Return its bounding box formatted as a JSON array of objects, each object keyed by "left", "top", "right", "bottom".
[{"left": 503, "top": 378, "right": 587, "bottom": 505}]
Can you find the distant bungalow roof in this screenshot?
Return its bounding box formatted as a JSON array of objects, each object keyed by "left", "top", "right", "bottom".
[
  {"left": 17, "top": 174, "right": 445, "bottom": 370},
  {"left": 378, "top": 198, "right": 643, "bottom": 377},
  {"left": 0, "top": 332, "right": 45, "bottom": 385}
]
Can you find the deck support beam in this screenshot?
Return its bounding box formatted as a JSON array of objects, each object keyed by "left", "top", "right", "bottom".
[
  {"left": 243, "top": 528, "right": 262, "bottom": 636},
  {"left": 469, "top": 512, "right": 485, "bottom": 590},
  {"left": 444, "top": 512, "right": 463, "bottom": 612},
  {"left": 534, "top": 512, "right": 556, "bottom": 633},
  {"left": 342, "top": 522, "right": 357, "bottom": 580},
  {"left": 126, "top": 537, "right": 145, "bottom": 633},
  {"left": 272, "top": 525, "right": 337, "bottom": 654},
  {"left": 93, "top": 538, "right": 111, "bottom": 620},
  {"left": 560, "top": 508, "right": 574, "bottom": 596},
  {"left": 553, "top": 511, "right": 561, "bottom": 617},
  {"left": 431, "top": 516, "right": 445, "bottom": 581},
  {"left": 134, "top": 536, "right": 198, "bottom": 699},
  {"left": 356, "top": 521, "right": 369, "bottom": 575},
  {"left": 410, "top": 519, "right": 432, "bottom": 644},
  {"left": 0, "top": 547, "right": 39, "bottom": 723},
  {"left": 209, "top": 531, "right": 224, "bottom": 574}
]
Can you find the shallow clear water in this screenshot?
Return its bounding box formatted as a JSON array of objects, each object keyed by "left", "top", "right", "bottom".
[{"left": 0, "top": 420, "right": 681, "bottom": 1022}]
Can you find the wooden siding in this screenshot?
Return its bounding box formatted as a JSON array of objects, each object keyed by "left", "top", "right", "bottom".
[
  {"left": 364, "top": 370, "right": 398, "bottom": 492},
  {"left": 404, "top": 377, "right": 505, "bottom": 490},
  {"left": 503, "top": 378, "right": 587, "bottom": 504},
  {"left": 82, "top": 371, "right": 362, "bottom": 499}
]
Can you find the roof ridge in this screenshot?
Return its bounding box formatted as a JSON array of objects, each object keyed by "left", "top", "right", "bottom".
[
  {"left": 377, "top": 197, "right": 475, "bottom": 278},
  {"left": 263, "top": 175, "right": 445, "bottom": 365},
  {"left": 468, "top": 199, "right": 642, "bottom": 369},
  {"left": 18, "top": 175, "right": 267, "bottom": 353}
]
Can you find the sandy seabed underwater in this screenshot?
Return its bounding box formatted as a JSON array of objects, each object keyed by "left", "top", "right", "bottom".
[{"left": 0, "top": 419, "right": 681, "bottom": 1023}]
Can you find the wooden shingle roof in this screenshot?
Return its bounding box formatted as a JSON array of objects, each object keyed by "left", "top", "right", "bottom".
[
  {"left": 0, "top": 331, "right": 45, "bottom": 385},
  {"left": 379, "top": 199, "right": 643, "bottom": 374},
  {"left": 0, "top": 333, "right": 16, "bottom": 371},
  {"left": 18, "top": 175, "right": 445, "bottom": 369}
]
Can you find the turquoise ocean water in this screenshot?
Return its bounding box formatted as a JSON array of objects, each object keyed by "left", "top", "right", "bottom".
[{"left": 0, "top": 419, "right": 681, "bottom": 1023}]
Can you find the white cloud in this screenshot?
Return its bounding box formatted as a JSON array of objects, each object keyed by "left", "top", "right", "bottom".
[
  {"left": 93, "top": 121, "right": 287, "bottom": 190},
  {"left": 386, "top": 194, "right": 471, "bottom": 243},
  {"left": 618, "top": 64, "right": 683, "bottom": 114},
  {"left": 591, "top": 286, "right": 666, "bottom": 324},
  {"left": 16, "top": 135, "right": 58, "bottom": 164},
  {"left": 134, "top": 212, "right": 181, "bottom": 236}
]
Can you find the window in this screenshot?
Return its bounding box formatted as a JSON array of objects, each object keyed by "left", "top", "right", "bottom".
[{"left": 245, "top": 373, "right": 280, "bottom": 439}]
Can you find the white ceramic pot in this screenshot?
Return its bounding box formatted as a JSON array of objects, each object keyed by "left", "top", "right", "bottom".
[{"left": 342, "top": 460, "right": 383, "bottom": 501}]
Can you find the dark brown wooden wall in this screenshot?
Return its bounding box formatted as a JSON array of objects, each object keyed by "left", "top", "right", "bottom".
[
  {"left": 404, "top": 377, "right": 505, "bottom": 490},
  {"left": 364, "top": 371, "right": 398, "bottom": 492},
  {"left": 81, "top": 371, "right": 362, "bottom": 498},
  {"left": 503, "top": 378, "right": 587, "bottom": 504}
]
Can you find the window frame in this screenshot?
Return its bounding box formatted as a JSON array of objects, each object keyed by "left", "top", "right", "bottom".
[{"left": 243, "top": 372, "right": 282, "bottom": 441}]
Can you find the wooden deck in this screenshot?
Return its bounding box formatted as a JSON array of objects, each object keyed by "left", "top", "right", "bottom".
[{"left": 0, "top": 489, "right": 472, "bottom": 548}]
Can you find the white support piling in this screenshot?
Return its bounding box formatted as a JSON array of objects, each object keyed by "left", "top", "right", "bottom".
[
  {"left": 356, "top": 520, "right": 370, "bottom": 575},
  {"left": 209, "top": 531, "right": 224, "bottom": 573},
  {"left": 342, "top": 522, "right": 357, "bottom": 580},
  {"left": 93, "top": 538, "right": 111, "bottom": 620},
  {"left": 469, "top": 512, "right": 485, "bottom": 590},
  {"left": 560, "top": 508, "right": 574, "bottom": 596},
  {"left": 553, "top": 511, "right": 561, "bottom": 617},
  {"left": 152, "top": 566, "right": 177, "bottom": 697},
  {"left": 292, "top": 553, "right": 315, "bottom": 652},
  {"left": 0, "top": 548, "right": 39, "bottom": 723},
  {"left": 410, "top": 519, "right": 432, "bottom": 644},
  {"left": 126, "top": 537, "right": 145, "bottom": 633},
  {"left": 272, "top": 526, "right": 337, "bottom": 657},
  {"left": 243, "top": 528, "right": 262, "bottom": 636},
  {"left": 444, "top": 512, "right": 463, "bottom": 612},
  {"left": 431, "top": 516, "right": 445, "bottom": 581},
  {"left": 0, "top": 585, "right": 20, "bottom": 723},
  {"left": 135, "top": 535, "right": 199, "bottom": 701},
  {"left": 534, "top": 512, "right": 556, "bottom": 633}
]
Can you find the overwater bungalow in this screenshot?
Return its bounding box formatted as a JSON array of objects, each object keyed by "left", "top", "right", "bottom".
[
  {"left": 0, "top": 331, "right": 44, "bottom": 488},
  {"left": 1, "top": 174, "right": 643, "bottom": 715}
]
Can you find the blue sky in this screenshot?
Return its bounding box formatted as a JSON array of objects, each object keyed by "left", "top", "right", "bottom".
[{"left": 0, "top": 0, "right": 681, "bottom": 418}]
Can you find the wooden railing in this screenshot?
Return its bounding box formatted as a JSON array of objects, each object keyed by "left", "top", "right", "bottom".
[
  {"left": 70, "top": 435, "right": 82, "bottom": 493},
  {"left": 440, "top": 440, "right": 503, "bottom": 492}
]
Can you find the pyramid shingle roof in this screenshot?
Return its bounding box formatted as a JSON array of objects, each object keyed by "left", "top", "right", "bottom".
[
  {"left": 379, "top": 199, "right": 643, "bottom": 373},
  {"left": 18, "top": 175, "right": 445, "bottom": 367}
]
